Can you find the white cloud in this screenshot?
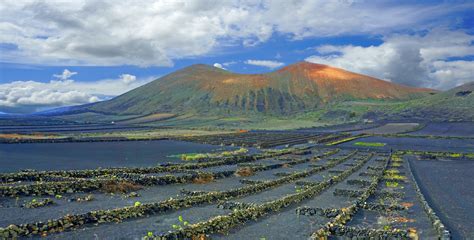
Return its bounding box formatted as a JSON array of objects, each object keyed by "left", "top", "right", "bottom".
[
  {"left": 0, "top": 73, "right": 155, "bottom": 113},
  {"left": 53, "top": 69, "right": 78, "bottom": 80},
  {"left": 305, "top": 29, "right": 474, "bottom": 90},
  {"left": 223, "top": 61, "right": 237, "bottom": 67},
  {"left": 0, "top": 0, "right": 469, "bottom": 67},
  {"left": 245, "top": 60, "right": 284, "bottom": 69},
  {"left": 0, "top": 80, "right": 99, "bottom": 110},
  {"left": 119, "top": 74, "right": 137, "bottom": 85},
  {"left": 213, "top": 63, "right": 225, "bottom": 69},
  {"left": 429, "top": 61, "right": 474, "bottom": 89}
]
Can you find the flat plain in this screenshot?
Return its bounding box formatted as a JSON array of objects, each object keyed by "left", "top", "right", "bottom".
[{"left": 0, "top": 122, "right": 472, "bottom": 239}]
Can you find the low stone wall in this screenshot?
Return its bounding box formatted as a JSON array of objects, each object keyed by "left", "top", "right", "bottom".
[
  {"left": 346, "top": 179, "right": 371, "bottom": 187},
  {"left": 361, "top": 202, "right": 407, "bottom": 212},
  {"left": 296, "top": 206, "right": 341, "bottom": 218},
  {"left": 0, "top": 149, "right": 301, "bottom": 183},
  {"left": 156, "top": 153, "right": 373, "bottom": 239},
  {"left": 0, "top": 150, "right": 355, "bottom": 238},
  {"left": 333, "top": 188, "right": 363, "bottom": 198},
  {"left": 1, "top": 150, "right": 336, "bottom": 198},
  {"left": 310, "top": 154, "right": 389, "bottom": 239}
]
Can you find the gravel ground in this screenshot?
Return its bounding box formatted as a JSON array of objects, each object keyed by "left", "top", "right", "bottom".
[
  {"left": 352, "top": 123, "right": 420, "bottom": 134},
  {"left": 409, "top": 156, "right": 474, "bottom": 239},
  {"left": 0, "top": 140, "right": 238, "bottom": 172},
  {"left": 2, "top": 141, "right": 463, "bottom": 240},
  {"left": 408, "top": 122, "right": 474, "bottom": 137},
  {"left": 340, "top": 136, "right": 474, "bottom": 153}
]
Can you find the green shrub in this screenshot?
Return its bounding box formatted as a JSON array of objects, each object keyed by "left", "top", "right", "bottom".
[
  {"left": 385, "top": 181, "right": 399, "bottom": 188},
  {"left": 172, "top": 215, "right": 189, "bottom": 230}
]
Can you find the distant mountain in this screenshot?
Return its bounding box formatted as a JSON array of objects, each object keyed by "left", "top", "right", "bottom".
[
  {"left": 87, "top": 62, "right": 435, "bottom": 116},
  {"left": 31, "top": 103, "right": 103, "bottom": 117}
]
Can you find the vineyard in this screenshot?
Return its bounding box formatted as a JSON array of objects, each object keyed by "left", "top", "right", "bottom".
[{"left": 0, "top": 138, "right": 451, "bottom": 239}]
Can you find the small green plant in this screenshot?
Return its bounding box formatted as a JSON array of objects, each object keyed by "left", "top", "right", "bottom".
[
  {"left": 172, "top": 215, "right": 189, "bottom": 230},
  {"left": 384, "top": 170, "right": 407, "bottom": 181},
  {"left": 55, "top": 194, "right": 63, "bottom": 199},
  {"left": 386, "top": 181, "right": 399, "bottom": 188},
  {"left": 391, "top": 155, "right": 403, "bottom": 162},
  {"left": 294, "top": 185, "right": 306, "bottom": 193},
  {"left": 391, "top": 162, "right": 402, "bottom": 167},
  {"left": 142, "top": 231, "right": 154, "bottom": 240},
  {"left": 449, "top": 153, "right": 462, "bottom": 158},
  {"left": 134, "top": 201, "right": 142, "bottom": 207},
  {"left": 385, "top": 169, "right": 399, "bottom": 174}
]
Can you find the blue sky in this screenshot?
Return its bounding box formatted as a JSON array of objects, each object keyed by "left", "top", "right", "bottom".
[
  {"left": 0, "top": 34, "right": 384, "bottom": 81},
  {"left": 0, "top": 0, "right": 473, "bottom": 113}
]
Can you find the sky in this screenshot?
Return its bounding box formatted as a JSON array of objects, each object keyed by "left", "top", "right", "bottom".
[{"left": 0, "top": 0, "right": 473, "bottom": 113}]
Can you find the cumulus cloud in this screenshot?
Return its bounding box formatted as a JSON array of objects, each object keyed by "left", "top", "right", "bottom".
[
  {"left": 119, "top": 74, "right": 137, "bottom": 84},
  {"left": 0, "top": 0, "right": 469, "bottom": 67},
  {"left": 429, "top": 61, "right": 474, "bottom": 89},
  {"left": 53, "top": 69, "right": 78, "bottom": 80},
  {"left": 213, "top": 63, "right": 225, "bottom": 69},
  {"left": 305, "top": 29, "right": 474, "bottom": 90},
  {"left": 0, "top": 73, "right": 154, "bottom": 113},
  {"left": 0, "top": 80, "right": 100, "bottom": 113},
  {"left": 245, "top": 60, "right": 284, "bottom": 69}
]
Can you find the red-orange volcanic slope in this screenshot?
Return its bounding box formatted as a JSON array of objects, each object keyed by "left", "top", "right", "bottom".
[
  {"left": 205, "top": 61, "right": 434, "bottom": 102},
  {"left": 275, "top": 62, "right": 434, "bottom": 101}
]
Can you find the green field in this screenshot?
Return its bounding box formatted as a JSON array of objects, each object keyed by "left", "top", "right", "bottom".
[{"left": 353, "top": 141, "right": 386, "bottom": 147}]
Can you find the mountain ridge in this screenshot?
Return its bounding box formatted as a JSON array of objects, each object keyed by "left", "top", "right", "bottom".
[{"left": 88, "top": 61, "right": 435, "bottom": 116}]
